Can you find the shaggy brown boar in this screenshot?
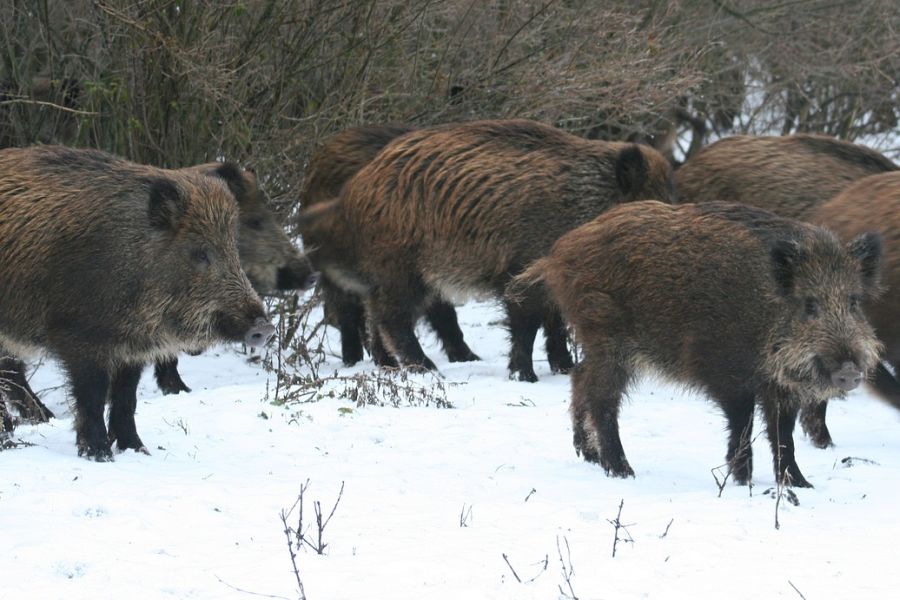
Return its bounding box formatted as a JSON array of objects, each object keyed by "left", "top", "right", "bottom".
[
  {"left": 0, "top": 145, "right": 274, "bottom": 460},
  {"left": 677, "top": 133, "right": 898, "bottom": 448},
  {"left": 797, "top": 172, "right": 900, "bottom": 447},
  {"left": 520, "top": 201, "right": 882, "bottom": 487},
  {"left": 299, "top": 119, "right": 675, "bottom": 382},
  {"left": 152, "top": 161, "right": 318, "bottom": 395},
  {"left": 301, "top": 124, "right": 479, "bottom": 368},
  {"left": 1, "top": 161, "right": 318, "bottom": 410},
  {"left": 675, "top": 134, "right": 897, "bottom": 219}
]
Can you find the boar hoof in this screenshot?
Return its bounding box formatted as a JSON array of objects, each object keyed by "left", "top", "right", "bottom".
[
  {"left": 511, "top": 368, "right": 539, "bottom": 383},
  {"left": 158, "top": 375, "right": 191, "bottom": 396},
  {"left": 549, "top": 353, "right": 575, "bottom": 375},
  {"left": 78, "top": 442, "right": 114, "bottom": 462},
  {"left": 807, "top": 430, "right": 833, "bottom": 450},
  {"left": 601, "top": 455, "right": 635, "bottom": 479},
  {"left": 780, "top": 465, "right": 813, "bottom": 488},
  {"left": 341, "top": 346, "right": 364, "bottom": 367},
  {"left": 114, "top": 436, "right": 148, "bottom": 454},
  {"left": 372, "top": 354, "right": 399, "bottom": 368},
  {"left": 447, "top": 347, "right": 480, "bottom": 363},
  {"left": 406, "top": 357, "right": 437, "bottom": 374}
]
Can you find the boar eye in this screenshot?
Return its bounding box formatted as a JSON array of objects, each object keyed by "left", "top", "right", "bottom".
[
  {"left": 246, "top": 217, "right": 263, "bottom": 230},
  {"left": 803, "top": 297, "right": 820, "bottom": 319},
  {"left": 191, "top": 247, "right": 211, "bottom": 268}
]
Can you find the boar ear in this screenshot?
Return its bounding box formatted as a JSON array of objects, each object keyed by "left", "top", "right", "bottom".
[
  {"left": 615, "top": 145, "right": 649, "bottom": 198},
  {"left": 848, "top": 231, "right": 882, "bottom": 293},
  {"left": 147, "top": 178, "right": 186, "bottom": 230},
  {"left": 210, "top": 162, "right": 251, "bottom": 205},
  {"left": 770, "top": 238, "right": 804, "bottom": 296}
]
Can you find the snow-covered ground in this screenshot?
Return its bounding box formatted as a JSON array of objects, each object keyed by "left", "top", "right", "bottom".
[{"left": 2, "top": 300, "right": 899, "bottom": 600}]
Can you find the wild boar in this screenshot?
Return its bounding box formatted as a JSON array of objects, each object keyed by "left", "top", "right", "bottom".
[
  {"left": 800, "top": 171, "right": 900, "bottom": 447},
  {"left": 300, "top": 124, "right": 480, "bottom": 367},
  {"left": 299, "top": 119, "right": 675, "bottom": 382},
  {"left": 520, "top": 201, "right": 882, "bottom": 486},
  {"left": 153, "top": 161, "right": 318, "bottom": 395},
  {"left": 0, "top": 145, "right": 274, "bottom": 460}
]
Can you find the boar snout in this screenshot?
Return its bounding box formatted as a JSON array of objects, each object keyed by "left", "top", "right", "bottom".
[
  {"left": 831, "top": 361, "right": 864, "bottom": 391},
  {"left": 276, "top": 262, "right": 319, "bottom": 291},
  {"left": 245, "top": 317, "right": 276, "bottom": 348}
]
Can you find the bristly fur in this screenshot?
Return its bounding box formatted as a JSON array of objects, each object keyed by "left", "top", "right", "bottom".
[
  {"left": 0, "top": 145, "right": 269, "bottom": 459},
  {"left": 675, "top": 133, "right": 897, "bottom": 220},
  {"left": 677, "top": 133, "right": 896, "bottom": 449},
  {"left": 299, "top": 119, "right": 675, "bottom": 382},
  {"left": 804, "top": 171, "right": 900, "bottom": 420},
  {"left": 537, "top": 200, "right": 882, "bottom": 488},
  {"left": 298, "top": 124, "right": 480, "bottom": 369}
]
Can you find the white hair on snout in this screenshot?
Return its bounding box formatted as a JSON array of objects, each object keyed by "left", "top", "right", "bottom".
[{"left": 764, "top": 312, "right": 883, "bottom": 404}]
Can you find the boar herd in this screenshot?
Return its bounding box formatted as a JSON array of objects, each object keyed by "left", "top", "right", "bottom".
[{"left": 1, "top": 120, "right": 898, "bottom": 490}]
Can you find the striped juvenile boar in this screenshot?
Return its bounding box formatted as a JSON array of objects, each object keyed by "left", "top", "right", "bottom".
[
  {"left": 299, "top": 119, "right": 675, "bottom": 382},
  {"left": 300, "top": 124, "right": 478, "bottom": 368},
  {"left": 0, "top": 146, "right": 274, "bottom": 460},
  {"left": 521, "top": 201, "right": 882, "bottom": 487}
]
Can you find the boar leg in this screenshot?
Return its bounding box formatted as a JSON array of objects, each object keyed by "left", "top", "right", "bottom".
[
  {"left": 0, "top": 356, "right": 54, "bottom": 421},
  {"left": 154, "top": 357, "right": 191, "bottom": 395},
  {"left": 368, "top": 326, "right": 399, "bottom": 368},
  {"left": 1, "top": 400, "right": 13, "bottom": 434},
  {"left": 570, "top": 352, "right": 634, "bottom": 478},
  {"left": 762, "top": 389, "right": 812, "bottom": 488},
  {"left": 717, "top": 390, "right": 756, "bottom": 485},
  {"left": 798, "top": 401, "right": 832, "bottom": 449},
  {"left": 542, "top": 308, "right": 574, "bottom": 374},
  {"left": 367, "top": 288, "right": 436, "bottom": 372},
  {"left": 108, "top": 363, "right": 149, "bottom": 454},
  {"left": 424, "top": 300, "right": 480, "bottom": 363},
  {"left": 67, "top": 360, "right": 113, "bottom": 461},
  {"left": 868, "top": 361, "right": 900, "bottom": 411},
  {"left": 504, "top": 299, "right": 542, "bottom": 382},
  {"left": 323, "top": 283, "right": 367, "bottom": 367}
]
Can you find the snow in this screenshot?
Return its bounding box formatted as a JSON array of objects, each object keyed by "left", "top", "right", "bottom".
[{"left": 2, "top": 300, "right": 900, "bottom": 600}]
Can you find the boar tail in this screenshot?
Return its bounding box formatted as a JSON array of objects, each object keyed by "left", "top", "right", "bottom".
[{"left": 507, "top": 257, "right": 549, "bottom": 302}]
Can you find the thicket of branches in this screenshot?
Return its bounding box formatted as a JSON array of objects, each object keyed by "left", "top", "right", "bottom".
[{"left": 3, "top": 0, "right": 898, "bottom": 214}]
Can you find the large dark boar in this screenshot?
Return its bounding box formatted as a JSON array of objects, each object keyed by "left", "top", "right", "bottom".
[
  {"left": 1, "top": 161, "right": 319, "bottom": 409},
  {"left": 676, "top": 134, "right": 898, "bottom": 448},
  {"left": 152, "top": 162, "right": 318, "bottom": 395},
  {"left": 301, "top": 124, "right": 478, "bottom": 368},
  {"left": 798, "top": 172, "right": 900, "bottom": 447},
  {"left": 675, "top": 134, "right": 897, "bottom": 219},
  {"left": 299, "top": 119, "right": 675, "bottom": 382},
  {"left": 520, "top": 201, "right": 882, "bottom": 487},
  {"left": 0, "top": 146, "right": 274, "bottom": 460}
]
